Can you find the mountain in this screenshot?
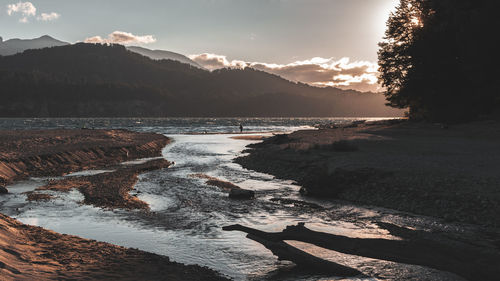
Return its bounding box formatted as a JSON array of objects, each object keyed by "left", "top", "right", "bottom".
[
  {"left": 0, "top": 43, "right": 403, "bottom": 117},
  {"left": 0, "top": 35, "right": 204, "bottom": 68},
  {"left": 127, "top": 46, "right": 203, "bottom": 69},
  {"left": 0, "top": 35, "right": 69, "bottom": 56}
]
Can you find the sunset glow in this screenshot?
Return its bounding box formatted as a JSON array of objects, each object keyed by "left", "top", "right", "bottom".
[
  {"left": 1, "top": 1, "right": 495, "bottom": 280},
  {"left": 1, "top": 0, "right": 399, "bottom": 92}
]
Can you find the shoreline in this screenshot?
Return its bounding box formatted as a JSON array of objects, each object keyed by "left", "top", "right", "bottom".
[
  {"left": 0, "top": 129, "right": 228, "bottom": 280},
  {"left": 32, "top": 158, "right": 172, "bottom": 210},
  {"left": 236, "top": 120, "right": 500, "bottom": 228},
  {"left": 0, "top": 129, "right": 170, "bottom": 187}
]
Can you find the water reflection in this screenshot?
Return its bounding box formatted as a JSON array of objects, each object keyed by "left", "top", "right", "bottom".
[{"left": 0, "top": 125, "right": 467, "bottom": 280}]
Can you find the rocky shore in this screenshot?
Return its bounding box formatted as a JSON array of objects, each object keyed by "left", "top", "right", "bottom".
[
  {"left": 0, "top": 129, "right": 228, "bottom": 280},
  {"left": 236, "top": 120, "right": 500, "bottom": 227}
]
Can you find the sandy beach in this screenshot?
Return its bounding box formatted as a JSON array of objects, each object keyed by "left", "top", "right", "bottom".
[
  {"left": 236, "top": 120, "right": 500, "bottom": 227},
  {"left": 0, "top": 129, "right": 228, "bottom": 280}
]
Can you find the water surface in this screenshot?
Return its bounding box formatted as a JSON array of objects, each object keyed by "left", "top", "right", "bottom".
[{"left": 0, "top": 118, "right": 466, "bottom": 280}]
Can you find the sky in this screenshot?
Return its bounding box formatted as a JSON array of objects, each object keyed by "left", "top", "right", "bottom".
[{"left": 0, "top": 0, "right": 399, "bottom": 92}]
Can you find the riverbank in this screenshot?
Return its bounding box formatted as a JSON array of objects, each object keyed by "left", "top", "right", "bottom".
[
  {"left": 0, "top": 129, "right": 228, "bottom": 280},
  {"left": 0, "top": 129, "right": 169, "bottom": 187},
  {"left": 236, "top": 120, "right": 500, "bottom": 227},
  {"left": 30, "top": 158, "right": 172, "bottom": 209}
]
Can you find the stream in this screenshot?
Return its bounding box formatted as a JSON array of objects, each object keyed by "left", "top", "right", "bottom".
[{"left": 0, "top": 118, "right": 475, "bottom": 280}]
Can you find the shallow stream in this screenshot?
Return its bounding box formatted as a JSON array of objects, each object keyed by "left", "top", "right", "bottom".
[{"left": 0, "top": 118, "right": 474, "bottom": 280}]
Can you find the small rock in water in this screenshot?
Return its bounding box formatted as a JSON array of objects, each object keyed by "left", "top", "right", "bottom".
[
  {"left": 229, "top": 188, "right": 255, "bottom": 199},
  {"left": 0, "top": 186, "right": 8, "bottom": 194},
  {"left": 299, "top": 186, "right": 308, "bottom": 195}
]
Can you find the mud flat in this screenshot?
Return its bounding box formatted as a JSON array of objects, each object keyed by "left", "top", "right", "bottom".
[
  {"left": 0, "top": 129, "right": 228, "bottom": 280},
  {"left": 31, "top": 158, "right": 172, "bottom": 210},
  {"left": 236, "top": 120, "right": 500, "bottom": 227},
  {"left": 0, "top": 129, "right": 169, "bottom": 186}
]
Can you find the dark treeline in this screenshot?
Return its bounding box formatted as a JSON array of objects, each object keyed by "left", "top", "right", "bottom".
[
  {"left": 379, "top": 0, "right": 497, "bottom": 122},
  {"left": 0, "top": 43, "right": 401, "bottom": 117}
]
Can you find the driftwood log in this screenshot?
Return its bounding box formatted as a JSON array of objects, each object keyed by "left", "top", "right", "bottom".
[
  {"left": 223, "top": 223, "right": 500, "bottom": 280},
  {"left": 225, "top": 226, "right": 361, "bottom": 276}
]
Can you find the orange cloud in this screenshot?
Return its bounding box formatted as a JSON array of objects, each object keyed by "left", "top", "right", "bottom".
[
  {"left": 84, "top": 31, "right": 156, "bottom": 45},
  {"left": 189, "top": 54, "right": 381, "bottom": 92}
]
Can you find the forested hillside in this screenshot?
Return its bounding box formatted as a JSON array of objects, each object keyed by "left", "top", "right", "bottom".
[{"left": 0, "top": 43, "right": 402, "bottom": 117}]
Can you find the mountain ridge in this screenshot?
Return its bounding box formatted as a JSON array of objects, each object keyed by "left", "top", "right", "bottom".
[
  {"left": 0, "top": 35, "right": 69, "bottom": 56},
  {"left": 0, "top": 43, "right": 403, "bottom": 117},
  {"left": 126, "top": 46, "right": 204, "bottom": 69},
  {"left": 0, "top": 35, "right": 204, "bottom": 69}
]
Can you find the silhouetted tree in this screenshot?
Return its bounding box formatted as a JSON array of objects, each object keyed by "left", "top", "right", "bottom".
[{"left": 379, "top": 0, "right": 498, "bottom": 122}]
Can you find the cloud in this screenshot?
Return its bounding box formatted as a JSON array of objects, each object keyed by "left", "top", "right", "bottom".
[
  {"left": 188, "top": 53, "right": 247, "bottom": 70},
  {"left": 37, "top": 12, "right": 60, "bottom": 21},
  {"left": 84, "top": 31, "right": 156, "bottom": 45},
  {"left": 189, "top": 54, "right": 381, "bottom": 92},
  {"left": 7, "top": 2, "right": 36, "bottom": 17},
  {"left": 7, "top": 2, "right": 59, "bottom": 23}
]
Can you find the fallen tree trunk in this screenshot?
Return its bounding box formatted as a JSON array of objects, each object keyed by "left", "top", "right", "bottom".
[
  {"left": 244, "top": 233, "right": 361, "bottom": 276},
  {"left": 223, "top": 223, "right": 500, "bottom": 281},
  {"left": 223, "top": 224, "right": 361, "bottom": 276}
]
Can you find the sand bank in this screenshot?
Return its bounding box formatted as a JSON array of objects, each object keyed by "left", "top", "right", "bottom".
[
  {"left": 0, "top": 213, "right": 227, "bottom": 281},
  {"left": 0, "top": 129, "right": 228, "bottom": 280},
  {"left": 230, "top": 135, "right": 267, "bottom": 140},
  {"left": 0, "top": 129, "right": 169, "bottom": 187},
  {"left": 32, "top": 158, "right": 172, "bottom": 210}
]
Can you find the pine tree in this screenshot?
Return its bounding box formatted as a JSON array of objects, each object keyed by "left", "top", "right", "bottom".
[{"left": 378, "top": 0, "right": 498, "bottom": 122}]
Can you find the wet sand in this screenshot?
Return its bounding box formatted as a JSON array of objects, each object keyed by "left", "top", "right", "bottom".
[
  {"left": 186, "top": 131, "right": 272, "bottom": 135},
  {"left": 0, "top": 213, "right": 227, "bottom": 281},
  {"left": 0, "top": 129, "right": 228, "bottom": 280},
  {"left": 190, "top": 174, "right": 241, "bottom": 191},
  {"left": 33, "top": 159, "right": 172, "bottom": 210},
  {"left": 230, "top": 135, "right": 267, "bottom": 141},
  {"left": 0, "top": 129, "right": 170, "bottom": 186},
  {"left": 236, "top": 120, "right": 500, "bottom": 227}
]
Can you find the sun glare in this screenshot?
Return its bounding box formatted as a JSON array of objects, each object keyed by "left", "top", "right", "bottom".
[
  {"left": 375, "top": 0, "right": 399, "bottom": 37},
  {"left": 410, "top": 16, "right": 423, "bottom": 27}
]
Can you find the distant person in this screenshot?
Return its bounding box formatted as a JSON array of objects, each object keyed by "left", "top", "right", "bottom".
[{"left": 239, "top": 123, "right": 243, "bottom": 133}]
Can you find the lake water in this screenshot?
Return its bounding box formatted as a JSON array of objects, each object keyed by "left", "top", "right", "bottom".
[{"left": 0, "top": 118, "right": 465, "bottom": 280}]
